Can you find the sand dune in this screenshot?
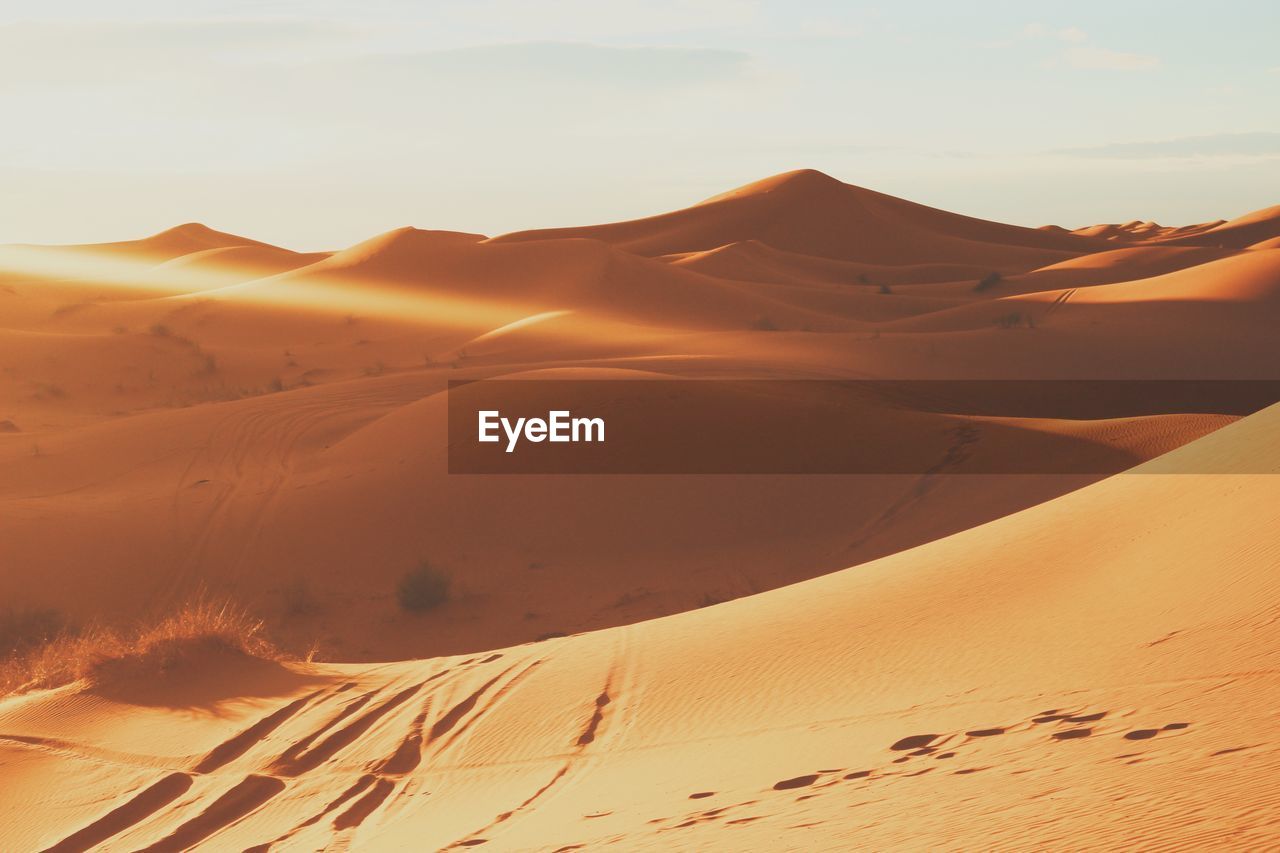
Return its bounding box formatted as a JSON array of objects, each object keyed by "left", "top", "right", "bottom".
[
  {"left": 877, "top": 250, "right": 1280, "bottom": 354},
  {"left": 6, "top": 362, "right": 1222, "bottom": 661},
  {"left": 1, "top": 401, "right": 1276, "bottom": 850},
  {"left": 152, "top": 245, "right": 331, "bottom": 279},
  {"left": 1, "top": 170, "right": 1278, "bottom": 850},
  {"left": 493, "top": 169, "right": 1101, "bottom": 267},
  {"left": 32, "top": 222, "right": 285, "bottom": 263},
  {"left": 1070, "top": 203, "right": 1280, "bottom": 250},
  {"left": 1070, "top": 218, "right": 1226, "bottom": 243},
  {"left": 666, "top": 239, "right": 993, "bottom": 292},
  {"left": 1159, "top": 203, "right": 1280, "bottom": 248}
]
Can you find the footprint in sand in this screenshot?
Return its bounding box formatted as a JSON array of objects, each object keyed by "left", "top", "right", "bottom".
[
  {"left": 889, "top": 733, "right": 939, "bottom": 751},
  {"left": 1124, "top": 722, "right": 1191, "bottom": 740},
  {"left": 1052, "top": 728, "right": 1093, "bottom": 740},
  {"left": 966, "top": 727, "right": 1005, "bottom": 738},
  {"left": 773, "top": 774, "right": 820, "bottom": 791}
]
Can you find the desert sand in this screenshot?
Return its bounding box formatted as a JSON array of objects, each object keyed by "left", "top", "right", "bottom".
[{"left": 1, "top": 170, "right": 1278, "bottom": 850}]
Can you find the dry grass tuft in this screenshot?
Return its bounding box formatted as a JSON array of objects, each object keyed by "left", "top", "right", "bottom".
[{"left": 0, "top": 599, "right": 285, "bottom": 697}]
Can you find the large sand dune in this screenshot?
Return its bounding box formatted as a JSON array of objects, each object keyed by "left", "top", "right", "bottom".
[
  {"left": 2, "top": 399, "right": 1276, "bottom": 851},
  {"left": 1, "top": 170, "right": 1277, "bottom": 850},
  {"left": 493, "top": 169, "right": 1102, "bottom": 266}
]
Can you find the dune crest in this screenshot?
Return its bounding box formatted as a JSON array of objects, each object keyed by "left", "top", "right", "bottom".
[{"left": 492, "top": 168, "right": 1102, "bottom": 266}]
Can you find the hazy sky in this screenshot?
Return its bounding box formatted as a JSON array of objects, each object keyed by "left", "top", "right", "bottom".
[{"left": 3, "top": 0, "right": 1278, "bottom": 250}]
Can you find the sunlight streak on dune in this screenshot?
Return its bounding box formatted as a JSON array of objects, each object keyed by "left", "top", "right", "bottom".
[{"left": 0, "top": 245, "right": 280, "bottom": 296}]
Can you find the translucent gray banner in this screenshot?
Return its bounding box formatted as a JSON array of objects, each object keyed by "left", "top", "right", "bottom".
[{"left": 447, "top": 380, "right": 1280, "bottom": 474}]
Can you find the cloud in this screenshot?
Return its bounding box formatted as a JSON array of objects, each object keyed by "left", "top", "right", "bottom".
[
  {"left": 1018, "top": 23, "right": 1159, "bottom": 72},
  {"left": 418, "top": 0, "right": 763, "bottom": 42},
  {"left": 0, "top": 18, "right": 356, "bottom": 90},
  {"left": 345, "top": 41, "right": 752, "bottom": 89},
  {"left": 1063, "top": 45, "right": 1159, "bottom": 72},
  {"left": 1053, "top": 132, "right": 1280, "bottom": 159}
]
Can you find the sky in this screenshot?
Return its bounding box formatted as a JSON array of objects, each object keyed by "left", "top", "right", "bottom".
[{"left": 2, "top": 0, "right": 1278, "bottom": 250}]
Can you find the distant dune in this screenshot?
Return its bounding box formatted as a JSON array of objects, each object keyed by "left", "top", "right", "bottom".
[
  {"left": 492, "top": 168, "right": 1103, "bottom": 266},
  {"left": 1159, "top": 203, "right": 1280, "bottom": 248},
  {"left": 64, "top": 222, "right": 284, "bottom": 260}
]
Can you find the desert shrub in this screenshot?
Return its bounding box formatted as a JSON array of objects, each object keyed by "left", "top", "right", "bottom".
[
  {"left": 0, "top": 599, "right": 283, "bottom": 697},
  {"left": 878, "top": 283, "right": 893, "bottom": 294},
  {"left": 995, "top": 311, "right": 1024, "bottom": 329},
  {"left": 129, "top": 599, "right": 277, "bottom": 660},
  {"left": 397, "top": 563, "right": 450, "bottom": 612},
  {"left": 973, "top": 271, "right": 1003, "bottom": 292},
  {"left": 751, "top": 316, "right": 780, "bottom": 331}
]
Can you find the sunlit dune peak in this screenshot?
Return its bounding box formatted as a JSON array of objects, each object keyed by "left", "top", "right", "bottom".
[
  {"left": 329, "top": 226, "right": 487, "bottom": 263},
  {"left": 696, "top": 168, "right": 846, "bottom": 206},
  {"left": 127, "top": 222, "right": 280, "bottom": 256}
]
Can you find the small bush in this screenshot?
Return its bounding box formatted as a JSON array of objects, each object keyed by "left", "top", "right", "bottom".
[
  {"left": 750, "top": 316, "right": 780, "bottom": 331},
  {"left": 0, "top": 599, "right": 282, "bottom": 696},
  {"left": 878, "top": 283, "right": 893, "bottom": 294},
  {"left": 973, "top": 271, "right": 1003, "bottom": 292},
  {"left": 397, "top": 563, "right": 450, "bottom": 612}
]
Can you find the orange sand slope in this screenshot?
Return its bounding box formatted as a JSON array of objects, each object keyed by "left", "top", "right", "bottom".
[
  {"left": 493, "top": 169, "right": 1103, "bottom": 266},
  {"left": 1, "top": 404, "right": 1277, "bottom": 851},
  {"left": 1, "top": 171, "right": 1278, "bottom": 659},
  {"left": 1, "top": 170, "right": 1279, "bottom": 848},
  {"left": 3, "top": 169, "right": 1278, "bottom": 659}
]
